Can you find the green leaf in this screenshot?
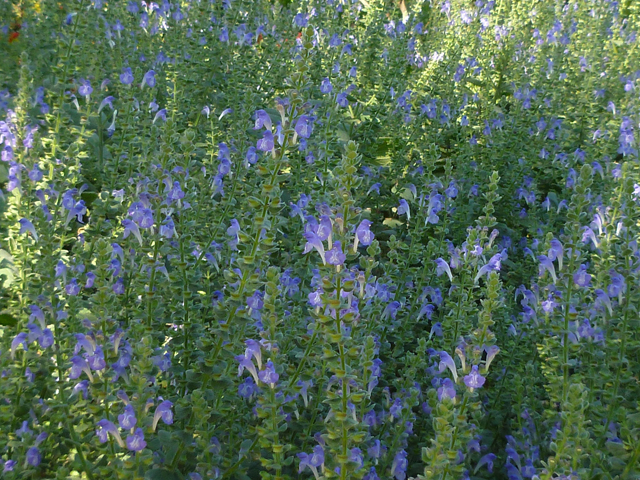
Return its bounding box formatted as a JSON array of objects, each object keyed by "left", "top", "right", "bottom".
[
  {"left": 0, "top": 313, "right": 18, "bottom": 326},
  {"left": 144, "top": 469, "right": 181, "bottom": 480}
]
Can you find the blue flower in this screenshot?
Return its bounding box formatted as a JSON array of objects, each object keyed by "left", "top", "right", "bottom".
[
  {"left": 397, "top": 199, "right": 410, "bottom": 221},
  {"left": 438, "top": 351, "right": 458, "bottom": 381},
  {"left": 78, "top": 79, "right": 93, "bottom": 97},
  {"left": 354, "top": 219, "right": 374, "bottom": 248},
  {"left": 26, "top": 447, "right": 41, "bottom": 466},
  {"left": 126, "top": 428, "right": 146, "bottom": 452},
  {"left": 363, "top": 467, "right": 380, "bottom": 480},
  {"left": 11, "top": 332, "right": 28, "bottom": 358},
  {"left": 464, "top": 365, "right": 486, "bottom": 389},
  {"left": 326, "top": 241, "right": 346, "bottom": 266},
  {"left": 238, "top": 377, "right": 258, "bottom": 399},
  {"left": 122, "top": 219, "right": 143, "bottom": 245},
  {"left": 244, "top": 339, "right": 262, "bottom": 368},
  {"left": 96, "top": 420, "right": 124, "bottom": 447},
  {"left": 537, "top": 255, "right": 557, "bottom": 283},
  {"left": 573, "top": 264, "right": 591, "bottom": 287},
  {"left": 258, "top": 360, "right": 279, "bottom": 386},
  {"left": 475, "top": 453, "right": 496, "bottom": 473},
  {"left": 118, "top": 404, "right": 137, "bottom": 430},
  {"left": 152, "top": 400, "right": 173, "bottom": 430},
  {"left": 437, "top": 378, "right": 456, "bottom": 402},
  {"left": 236, "top": 355, "right": 260, "bottom": 384},
  {"left": 294, "top": 115, "right": 313, "bottom": 139},
  {"left": 256, "top": 130, "right": 274, "bottom": 152},
  {"left": 18, "top": 218, "right": 38, "bottom": 241},
  {"left": 254, "top": 109, "right": 272, "bottom": 130},
  {"left": 141, "top": 70, "right": 156, "bottom": 89},
  {"left": 548, "top": 238, "right": 564, "bottom": 270},
  {"left": 474, "top": 253, "right": 502, "bottom": 283},
  {"left": 303, "top": 231, "right": 326, "bottom": 265},
  {"left": 246, "top": 146, "right": 258, "bottom": 164},
  {"left": 320, "top": 77, "right": 332, "bottom": 94},
  {"left": 391, "top": 450, "right": 408, "bottom": 480},
  {"left": 435, "top": 258, "right": 453, "bottom": 282},
  {"left": 70, "top": 356, "right": 93, "bottom": 382}
]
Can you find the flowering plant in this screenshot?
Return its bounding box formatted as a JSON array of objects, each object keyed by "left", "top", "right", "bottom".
[{"left": 1, "top": 0, "right": 640, "bottom": 479}]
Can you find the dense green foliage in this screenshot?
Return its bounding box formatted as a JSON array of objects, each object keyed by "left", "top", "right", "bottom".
[{"left": 1, "top": 0, "right": 640, "bottom": 479}]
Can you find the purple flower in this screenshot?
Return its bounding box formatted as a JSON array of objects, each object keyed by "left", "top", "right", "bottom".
[
  {"left": 538, "top": 255, "right": 557, "bottom": 283},
  {"left": 126, "top": 428, "right": 147, "bottom": 452},
  {"left": 19, "top": 218, "right": 38, "bottom": 241},
  {"left": 69, "top": 356, "right": 93, "bottom": 382},
  {"left": 350, "top": 448, "right": 364, "bottom": 470},
  {"left": 118, "top": 404, "right": 137, "bottom": 430},
  {"left": 363, "top": 467, "right": 380, "bottom": 480},
  {"left": 96, "top": 420, "right": 124, "bottom": 447},
  {"left": 3, "top": 460, "right": 16, "bottom": 472},
  {"left": 11, "top": 332, "right": 28, "bottom": 358},
  {"left": 120, "top": 67, "right": 134, "bottom": 85},
  {"left": 26, "top": 447, "right": 41, "bottom": 466},
  {"left": 141, "top": 70, "right": 156, "bottom": 88},
  {"left": 122, "top": 219, "right": 143, "bottom": 245},
  {"left": 73, "top": 380, "right": 89, "bottom": 399},
  {"left": 152, "top": 400, "right": 174, "bottom": 430},
  {"left": 368, "top": 183, "right": 381, "bottom": 195},
  {"left": 308, "top": 289, "right": 323, "bottom": 307},
  {"left": 88, "top": 346, "right": 107, "bottom": 371},
  {"left": 464, "top": 365, "right": 486, "bottom": 389},
  {"left": 40, "top": 329, "right": 54, "bottom": 348},
  {"left": 258, "top": 360, "right": 279, "bottom": 386},
  {"left": 391, "top": 450, "right": 408, "bottom": 480},
  {"left": 29, "top": 305, "right": 45, "bottom": 328},
  {"left": 78, "top": 79, "right": 93, "bottom": 97},
  {"left": 246, "top": 146, "right": 258, "bottom": 164},
  {"left": 354, "top": 219, "right": 374, "bottom": 249},
  {"left": 336, "top": 92, "right": 348, "bottom": 107},
  {"left": 320, "top": 77, "right": 332, "bottom": 94},
  {"left": 254, "top": 109, "right": 272, "bottom": 130},
  {"left": 485, "top": 345, "right": 500, "bottom": 371},
  {"left": 316, "top": 215, "right": 333, "bottom": 241},
  {"left": 236, "top": 355, "right": 260, "bottom": 384},
  {"left": 299, "top": 445, "right": 324, "bottom": 476},
  {"left": 247, "top": 292, "right": 264, "bottom": 311},
  {"left": 28, "top": 165, "right": 43, "bottom": 182},
  {"left": 437, "top": 378, "right": 457, "bottom": 401},
  {"left": 238, "top": 377, "right": 258, "bottom": 399},
  {"left": 309, "top": 445, "right": 324, "bottom": 467},
  {"left": 152, "top": 352, "right": 171, "bottom": 372},
  {"left": 112, "top": 277, "right": 125, "bottom": 295},
  {"left": 435, "top": 258, "right": 453, "bottom": 282},
  {"left": 476, "top": 453, "right": 496, "bottom": 473},
  {"left": 257, "top": 130, "right": 274, "bottom": 152},
  {"left": 153, "top": 109, "right": 167, "bottom": 124},
  {"left": 326, "top": 241, "right": 346, "bottom": 266},
  {"left": 438, "top": 351, "right": 458, "bottom": 381},
  {"left": 303, "top": 231, "right": 326, "bottom": 264},
  {"left": 573, "top": 264, "right": 591, "bottom": 287},
  {"left": 382, "top": 301, "right": 401, "bottom": 320},
  {"left": 65, "top": 278, "right": 80, "bottom": 296},
  {"left": 244, "top": 339, "right": 263, "bottom": 369},
  {"left": 397, "top": 199, "right": 410, "bottom": 220},
  {"left": 474, "top": 253, "right": 502, "bottom": 283},
  {"left": 548, "top": 238, "right": 564, "bottom": 270},
  {"left": 98, "top": 96, "right": 114, "bottom": 113},
  {"left": 294, "top": 115, "right": 313, "bottom": 139},
  {"left": 55, "top": 260, "right": 67, "bottom": 279},
  {"left": 595, "top": 289, "right": 613, "bottom": 315}
]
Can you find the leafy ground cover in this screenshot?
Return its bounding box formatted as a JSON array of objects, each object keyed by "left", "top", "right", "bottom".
[{"left": 1, "top": 0, "right": 639, "bottom": 479}]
